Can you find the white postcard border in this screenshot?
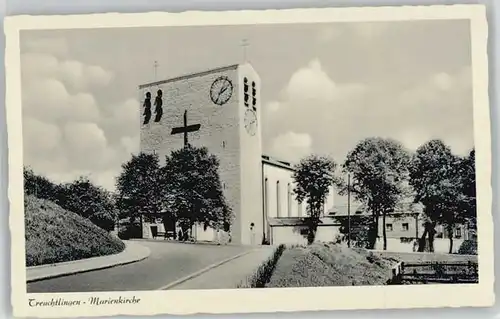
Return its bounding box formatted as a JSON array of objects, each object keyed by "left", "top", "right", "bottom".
[{"left": 4, "top": 5, "right": 494, "bottom": 318}]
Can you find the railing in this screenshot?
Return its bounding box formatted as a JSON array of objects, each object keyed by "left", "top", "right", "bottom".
[{"left": 390, "top": 261, "right": 478, "bottom": 284}]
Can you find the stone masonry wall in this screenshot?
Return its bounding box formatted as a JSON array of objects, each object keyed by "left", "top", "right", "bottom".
[{"left": 139, "top": 65, "right": 242, "bottom": 242}]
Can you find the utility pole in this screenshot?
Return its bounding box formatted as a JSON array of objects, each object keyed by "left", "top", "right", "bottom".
[{"left": 347, "top": 173, "right": 351, "bottom": 248}]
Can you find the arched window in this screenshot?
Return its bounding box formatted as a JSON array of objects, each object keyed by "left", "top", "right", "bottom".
[
  {"left": 243, "top": 77, "right": 249, "bottom": 107},
  {"left": 287, "top": 183, "right": 292, "bottom": 217},
  {"left": 251, "top": 81, "right": 257, "bottom": 111},
  {"left": 276, "top": 181, "right": 281, "bottom": 217}
]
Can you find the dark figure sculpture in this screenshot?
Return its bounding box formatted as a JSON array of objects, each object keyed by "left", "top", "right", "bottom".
[
  {"left": 143, "top": 92, "right": 152, "bottom": 125},
  {"left": 154, "top": 89, "right": 163, "bottom": 122}
]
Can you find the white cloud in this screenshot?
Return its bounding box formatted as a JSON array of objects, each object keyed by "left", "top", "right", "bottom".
[
  {"left": 285, "top": 59, "right": 337, "bottom": 102},
  {"left": 23, "top": 118, "right": 62, "bottom": 154},
  {"left": 93, "top": 169, "right": 121, "bottom": 191},
  {"left": 85, "top": 65, "right": 114, "bottom": 87},
  {"left": 446, "top": 137, "right": 474, "bottom": 157},
  {"left": 99, "top": 99, "right": 140, "bottom": 144},
  {"left": 23, "top": 37, "right": 69, "bottom": 57},
  {"left": 68, "top": 93, "right": 101, "bottom": 122},
  {"left": 316, "top": 27, "right": 342, "bottom": 43},
  {"left": 20, "top": 30, "right": 474, "bottom": 191},
  {"left": 22, "top": 78, "right": 101, "bottom": 123},
  {"left": 21, "top": 53, "right": 59, "bottom": 77},
  {"left": 121, "top": 136, "right": 140, "bottom": 155},
  {"left": 21, "top": 45, "right": 130, "bottom": 191},
  {"left": 63, "top": 122, "right": 107, "bottom": 152},
  {"left": 398, "top": 129, "right": 434, "bottom": 152},
  {"left": 112, "top": 98, "right": 139, "bottom": 123},
  {"left": 271, "top": 132, "right": 313, "bottom": 163},
  {"left": 265, "top": 61, "right": 474, "bottom": 164},
  {"left": 59, "top": 60, "right": 114, "bottom": 90},
  {"left": 266, "top": 101, "right": 281, "bottom": 113},
  {"left": 263, "top": 58, "right": 368, "bottom": 161},
  {"left": 22, "top": 78, "right": 69, "bottom": 121},
  {"left": 44, "top": 169, "right": 119, "bottom": 191},
  {"left": 282, "top": 59, "right": 366, "bottom": 107},
  {"left": 28, "top": 157, "right": 70, "bottom": 180},
  {"left": 21, "top": 52, "right": 114, "bottom": 92},
  {"left": 350, "top": 23, "right": 388, "bottom": 38},
  {"left": 431, "top": 72, "right": 454, "bottom": 91}
]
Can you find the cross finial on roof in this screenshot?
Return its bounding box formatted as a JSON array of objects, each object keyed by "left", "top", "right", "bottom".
[
  {"left": 241, "top": 39, "right": 249, "bottom": 63},
  {"left": 153, "top": 60, "right": 159, "bottom": 80}
]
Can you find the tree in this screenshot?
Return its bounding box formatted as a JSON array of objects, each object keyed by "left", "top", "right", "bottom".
[
  {"left": 64, "top": 177, "right": 118, "bottom": 231},
  {"left": 337, "top": 215, "right": 372, "bottom": 248},
  {"left": 443, "top": 149, "right": 477, "bottom": 253},
  {"left": 342, "top": 137, "right": 411, "bottom": 250},
  {"left": 439, "top": 177, "right": 467, "bottom": 254},
  {"left": 160, "top": 145, "right": 232, "bottom": 240},
  {"left": 116, "top": 152, "right": 162, "bottom": 225},
  {"left": 460, "top": 149, "right": 477, "bottom": 233},
  {"left": 409, "top": 140, "right": 468, "bottom": 253},
  {"left": 292, "top": 155, "right": 338, "bottom": 245},
  {"left": 23, "top": 166, "right": 66, "bottom": 205}
]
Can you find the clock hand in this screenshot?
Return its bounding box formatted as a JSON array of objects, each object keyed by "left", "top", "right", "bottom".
[{"left": 218, "top": 86, "right": 228, "bottom": 97}]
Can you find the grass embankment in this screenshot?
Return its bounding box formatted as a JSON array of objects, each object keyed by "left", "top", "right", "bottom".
[
  {"left": 238, "top": 244, "right": 286, "bottom": 288},
  {"left": 241, "top": 243, "right": 398, "bottom": 288},
  {"left": 25, "top": 195, "right": 125, "bottom": 267}
]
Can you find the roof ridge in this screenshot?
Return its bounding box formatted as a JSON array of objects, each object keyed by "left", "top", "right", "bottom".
[{"left": 139, "top": 63, "right": 240, "bottom": 89}]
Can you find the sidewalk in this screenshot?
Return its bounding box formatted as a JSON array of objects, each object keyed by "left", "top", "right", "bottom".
[
  {"left": 26, "top": 240, "right": 151, "bottom": 282},
  {"left": 167, "top": 246, "right": 276, "bottom": 290}
]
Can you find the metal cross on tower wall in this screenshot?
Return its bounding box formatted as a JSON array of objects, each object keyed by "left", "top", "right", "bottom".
[{"left": 170, "top": 110, "right": 201, "bottom": 147}]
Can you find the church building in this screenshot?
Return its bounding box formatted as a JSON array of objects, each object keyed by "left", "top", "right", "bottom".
[{"left": 139, "top": 63, "right": 335, "bottom": 246}]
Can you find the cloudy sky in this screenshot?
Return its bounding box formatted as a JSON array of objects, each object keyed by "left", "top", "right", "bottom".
[{"left": 20, "top": 20, "right": 474, "bottom": 193}]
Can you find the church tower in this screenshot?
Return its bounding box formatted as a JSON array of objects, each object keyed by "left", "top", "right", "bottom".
[{"left": 138, "top": 63, "right": 263, "bottom": 245}]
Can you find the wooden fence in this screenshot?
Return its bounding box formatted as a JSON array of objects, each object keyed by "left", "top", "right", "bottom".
[{"left": 390, "top": 260, "right": 478, "bottom": 284}]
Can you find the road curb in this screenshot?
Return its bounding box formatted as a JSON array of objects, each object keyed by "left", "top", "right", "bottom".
[
  {"left": 132, "top": 238, "right": 239, "bottom": 247},
  {"left": 157, "top": 249, "right": 255, "bottom": 290},
  {"left": 27, "top": 242, "right": 151, "bottom": 283}
]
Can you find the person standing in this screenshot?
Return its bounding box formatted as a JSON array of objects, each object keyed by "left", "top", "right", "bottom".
[
  {"left": 250, "top": 223, "right": 256, "bottom": 246},
  {"left": 154, "top": 89, "right": 163, "bottom": 122},
  {"left": 143, "top": 91, "right": 152, "bottom": 124}
]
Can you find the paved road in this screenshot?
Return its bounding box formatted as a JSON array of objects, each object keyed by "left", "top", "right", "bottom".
[
  {"left": 171, "top": 247, "right": 275, "bottom": 290},
  {"left": 27, "top": 241, "right": 253, "bottom": 293}
]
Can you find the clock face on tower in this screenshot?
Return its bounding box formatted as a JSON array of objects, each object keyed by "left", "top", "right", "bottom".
[
  {"left": 244, "top": 109, "right": 258, "bottom": 136},
  {"left": 210, "top": 76, "right": 233, "bottom": 105}
]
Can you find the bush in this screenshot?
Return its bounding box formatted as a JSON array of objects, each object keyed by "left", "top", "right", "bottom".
[
  {"left": 24, "top": 167, "right": 66, "bottom": 206},
  {"left": 63, "top": 177, "right": 118, "bottom": 231},
  {"left": 24, "top": 168, "right": 118, "bottom": 232},
  {"left": 458, "top": 239, "right": 477, "bottom": 255},
  {"left": 25, "top": 195, "right": 125, "bottom": 266}
]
